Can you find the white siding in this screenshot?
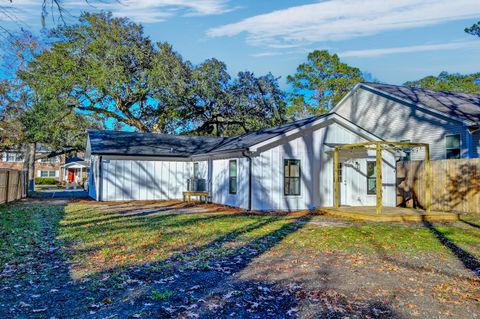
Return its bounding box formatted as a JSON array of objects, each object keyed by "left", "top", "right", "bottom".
[
  {"left": 211, "top": 158, "right": 250, "bottom": 209},
  {"left": 99, "top": 158, "right": 189, "bottom": 201},
  {"left": 335, "top": 87, "right": 469, "bottom": 160},
  {"left": 89, "top": 116, "right": 397, "bottom": 210},
  {"left": 250, "top": 122, "right": 397, "bottom": 211}
]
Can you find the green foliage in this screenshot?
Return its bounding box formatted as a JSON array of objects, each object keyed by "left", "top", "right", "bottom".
[
  {"left": 404, "top": 71, "right": 480, "bottom": 94},
  {"left": 1, "top": 30, "right": 101, "bottom": 156},
  {"left": 35, "top": 177, "right": 58, "bottom": 185},
  {"left": 23, "top": 12, "right": 287, "bottom": 136},
  {"left": 150, "top": 289, "right": 175, "bottom": 301},
  {"left": 287, "top": 50, "right": 364, "bottom": 118},
  {"left": 187, "top": 60, "right": 287, "bottom": 136},
  {"left": 465, "top": 21, "right": 480, "bottom": 37},
  {"left": 23, "top": 12, "right": 168, "bottom": 132}
]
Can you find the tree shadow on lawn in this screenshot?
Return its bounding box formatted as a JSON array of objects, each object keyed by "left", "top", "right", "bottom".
[
  {"left": 62, "top": 201, "right": 223, "bottom": 229},
  {"left": 421, "top": 220, "right": 480, "bottom": 279},
  {"left": 352, "top": 226, "right": 479, "bottom": 282},
  {"left": 0, "top": 203, "right": 95, "bottom": 318},
  {"left": 75, "top": 210, "right": 401, "bottom": 319},
  {"left": 1, "top": 203, "right": 402, "bottom": 319},
  {"left": 459, "top": 217, "right": 480, "bottom": 230}
]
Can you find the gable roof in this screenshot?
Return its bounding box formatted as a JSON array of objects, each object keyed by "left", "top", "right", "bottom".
[
  {"left": 87, "top": 115, "right": 330, "bottom": 157},
  {"left": 87, "top": 130, "right": 225, "bottom": 157},
  {"left": 203, "top": 114, "right": 331, "bottom": 154},
  {"left": 362, "top": 82, "right": 480, "bottom": 124},
  {"left": 88, "top": 113, "right": 381, "bottom": 158},
  {"left": 65, "top": 156, "right": 84, "bottom": 164}
]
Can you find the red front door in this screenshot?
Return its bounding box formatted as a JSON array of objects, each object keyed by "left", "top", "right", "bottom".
[{"left": 68, "top": 169, "right": 75, "bottom": 182}]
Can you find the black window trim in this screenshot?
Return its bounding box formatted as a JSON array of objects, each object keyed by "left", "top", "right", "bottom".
[
  {"left": 445, "top": 133, "right": 461, "bottom": 159},
  {"left": 229, "top": 159, "right": 237, "bottom": 195},
  {"left": 366, "top": 160, "right": 376, "bottom": 195},
  {"left": 284, "top": 159, "right": 301, "bottom": 196}
]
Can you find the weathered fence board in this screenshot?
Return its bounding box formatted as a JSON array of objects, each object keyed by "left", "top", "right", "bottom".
[
  {"left": 397, "top": 159, "right": 480, "bottom": 213},
  {"left": 0, "top": 169, "right": 27, "bottom": 205}
]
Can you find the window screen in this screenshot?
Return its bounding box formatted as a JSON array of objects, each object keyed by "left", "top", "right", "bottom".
[{"left": 284, "top": 159, "right": 301, "bottom": 196}]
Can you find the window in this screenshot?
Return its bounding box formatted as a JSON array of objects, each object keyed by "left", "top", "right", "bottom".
[
  {"left": 193, "top": 162, "right": 200, "bottom": 178},
  {"left": 445, "top": 134, "right": 461, "bottom": 159},
  {"left": 284, "top": 159, "right": 301, "bottom": 196},
  {"left": 39, "top": 156, "right": 59, "bottom": 163},
  {"left": 5, "top": 152, "right": 24, "bottom": 162},
  {"left": 367, "top": 161, "right": 376, "bottom": 195},
  {"left": 40, "top": 170, "right": 56, "bottom": 177},
  {"left": 229, "top": 160, "right": 237, "bottom": 194},
  {"left": 400, "top": 139, "right": 411, "bottom": 161}
]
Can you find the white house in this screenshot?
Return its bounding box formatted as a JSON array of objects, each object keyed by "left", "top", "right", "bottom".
[
  {"left": 85, "top": 113, "right": 397, "bottom": 211},
  {"left": 333, "top": 82, "right": 480, "bottom": 160}
]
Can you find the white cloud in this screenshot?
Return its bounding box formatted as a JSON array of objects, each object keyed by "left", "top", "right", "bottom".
[
  {"left": 250, "top": 51, "right": 282, "bottom": 57},
  {"left": 339, "top": 41, "right": 480, "bottom": 58},
  {"left": 338, "top": 41, "right": 480, "bottom": 58},
  {"left": 208, "top": 0, "right": 480, "bottom": 47},
  {"left": 0, "top": 0, "right": 233, "bottom": 24}
]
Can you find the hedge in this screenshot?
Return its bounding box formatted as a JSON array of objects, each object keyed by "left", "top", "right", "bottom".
[{"left": 35, "top": 177, "right": 57, "bottom": 185}]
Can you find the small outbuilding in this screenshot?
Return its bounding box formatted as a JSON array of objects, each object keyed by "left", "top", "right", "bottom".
[{"left": 85, "top": 112, "right": 398, "bottom": 211}]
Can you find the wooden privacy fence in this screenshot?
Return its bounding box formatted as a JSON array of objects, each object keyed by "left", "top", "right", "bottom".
[
  {"left": 0, "top": 169, "right": 27, "bottom": 204},
  {"left": 397, "top": 159, "right": 480, "bottom": 213}
]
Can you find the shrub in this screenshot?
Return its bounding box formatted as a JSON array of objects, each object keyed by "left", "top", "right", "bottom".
[{"left": 35, "top": 177, "right": 57, "bottom": 185}]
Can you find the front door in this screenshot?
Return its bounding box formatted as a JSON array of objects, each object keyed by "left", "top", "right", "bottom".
[{"left": 67, "top": 169, "right": 75, "bottom": 183}]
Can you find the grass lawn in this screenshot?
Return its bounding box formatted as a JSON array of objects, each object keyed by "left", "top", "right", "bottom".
[{"left": 1, "top": 200, "right": 479, "bottom": 318}]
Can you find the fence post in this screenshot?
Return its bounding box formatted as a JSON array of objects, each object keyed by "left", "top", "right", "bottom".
[
  {"left": 5, "top": 170, "right": 10, "bottom": 203},
  {"left": 376, "top": 143, "right": 383, "bottom": 214},
  {"left": 424, "top": 145, "right": 431, "bottom": 214}
]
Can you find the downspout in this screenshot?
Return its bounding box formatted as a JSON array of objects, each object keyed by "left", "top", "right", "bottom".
[
  {"left": 98, "top": 155, "right": 102, "bottom": 201},
  {"left": 242, "top": 150, "right": 253, "bottom": 211}
]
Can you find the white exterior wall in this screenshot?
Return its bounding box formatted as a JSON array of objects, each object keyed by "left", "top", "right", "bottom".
[
  {"left": 211, "top": 157, "right": 250, "bottom": 209},
  {"left": 88, "top": 117, "right": 397, "bottom": 210},
  {"left": 250, "top": 122, "right": 396, "bottom": 211},
  {"left": 99, "top": 157, "right": 190, "bottom": 201},
  {"left": 335, "top": 87, "right": 470, "bottom": 160}
]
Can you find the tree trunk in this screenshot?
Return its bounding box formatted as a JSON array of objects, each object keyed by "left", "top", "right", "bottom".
[{"left": 22, "top": 143, "right": 36, "bottom": 193}]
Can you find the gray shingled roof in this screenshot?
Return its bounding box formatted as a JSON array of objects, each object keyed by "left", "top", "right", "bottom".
[
  {"left": 88, "top": 113, "right": 331, "bottom": 157},
  {"left": 65, "top": 156, "right": 85, "bottom": 164},
  {"left": 364, "top": 82, "right": 480, "bottom": 123},
  {"left": 88, "top": 130, "right": 226, "bottom": 157}
]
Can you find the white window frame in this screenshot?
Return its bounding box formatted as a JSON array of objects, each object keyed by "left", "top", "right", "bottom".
[{"left": 4, "top": 152, "right": 24, "bottom": 162}]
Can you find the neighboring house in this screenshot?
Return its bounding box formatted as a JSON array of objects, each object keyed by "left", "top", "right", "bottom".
[
  {"left": 86, "top": 113, "right": 397, "bottom": 211},
  {"left": 0, "top": 146, "right": 86, "bottom": 183},
  {"left": 63, "top": 156, "right": 89, "bottom": 184},
  {"left": 333, "top": 82, "right": 480, "bottom": 160}
]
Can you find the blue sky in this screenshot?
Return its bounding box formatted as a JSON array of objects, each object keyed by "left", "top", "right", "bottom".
[{"left": 2, "top": 0, "right": 480, "bottom": 87}]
